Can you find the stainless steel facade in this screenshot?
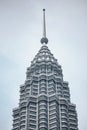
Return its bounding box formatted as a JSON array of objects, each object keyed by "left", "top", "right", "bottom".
[{"left": 12, "top": 45, "right": 78, "bottom": 130}]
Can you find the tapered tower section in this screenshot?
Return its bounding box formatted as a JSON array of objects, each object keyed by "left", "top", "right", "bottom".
[{"left": 12, "top": 9, "right": 78, "bottom": 130}]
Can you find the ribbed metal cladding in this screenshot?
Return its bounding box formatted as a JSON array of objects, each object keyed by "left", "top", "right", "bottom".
[{"left": 38, "top": 95, "right": 48, "bottom": 130}]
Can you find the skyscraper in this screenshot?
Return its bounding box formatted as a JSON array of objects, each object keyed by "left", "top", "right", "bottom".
[{"left": 12, "top": 9, "right": 78, "bottom": 130}]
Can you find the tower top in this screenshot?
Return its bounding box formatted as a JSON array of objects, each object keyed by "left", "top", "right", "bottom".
[{"left": 41, "top": 9, "right": 48, "bottom": 44}]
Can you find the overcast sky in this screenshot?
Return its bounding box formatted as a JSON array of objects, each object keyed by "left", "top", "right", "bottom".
[{"left": 0, "top": 0, "right": 87, "bottom": 130}]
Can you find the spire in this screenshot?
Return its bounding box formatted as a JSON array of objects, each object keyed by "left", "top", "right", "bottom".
[
  {"left": 41, "top": 9, "right": 48, "bottom": 44},
  {"left": 43, "top": 8, "right": 46, "bottom": 37}
]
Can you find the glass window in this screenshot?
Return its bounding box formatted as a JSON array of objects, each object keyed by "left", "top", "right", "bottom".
[
  {"left": 39, "top": 105, "right": 47, "bottom": 109},
  {"left": 29, "top": 115, "right": 36, "bottom": 119},
  {"left": 49, "top": 122, "right": 56, "bottom": 127},
  {"left": 39, "top": 109, "right": 47, "bottom": 113},
  {"left": 29, "top": 111, "right": 36, "bottom": 115},
  {"left": 41, "top": 65, "right": 46, "bottom": 73},
  {"left": 49, "top": 109, "right": 56, "bottom": 114},
  {"left": 29, "top": 120, "right": 36, "bottom": 124},
  {"left": 47, "top": 65, "right": 52, "bottom": 73},
  {"left": 30, "top": 106, "right": 36, "bottom": 110},
  {"left": 29, "top": 124, "right": 36, "bottom": 128},
  {"left": 48, "top": 91, "right": 55, "bottom": 95}
]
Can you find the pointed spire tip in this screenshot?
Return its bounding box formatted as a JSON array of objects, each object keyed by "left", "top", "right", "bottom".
[{"left": 41, "top": 9, "right": 48, "bottom": 44}]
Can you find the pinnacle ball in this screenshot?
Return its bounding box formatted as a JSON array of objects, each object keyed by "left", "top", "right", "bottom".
[
  {"left": 41, "top": 37, "right": 48, "bottom": 44},
  {"left": 43, "top": 9, "right": 45, "bottom": 11}
]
